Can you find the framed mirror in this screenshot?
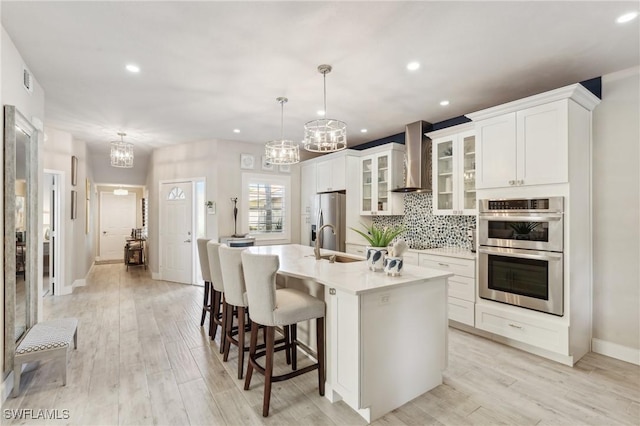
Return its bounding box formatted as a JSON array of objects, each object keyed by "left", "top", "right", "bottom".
[{"left": 4, "top": 105, "right": 39, "bottom": 376}]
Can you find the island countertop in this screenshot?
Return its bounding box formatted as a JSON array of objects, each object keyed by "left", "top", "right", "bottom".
[{"left": 245, "top": 244, "right": 452, "bottom": 295}]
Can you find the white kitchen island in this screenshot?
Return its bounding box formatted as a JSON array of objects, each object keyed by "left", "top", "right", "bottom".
[{"left": 245, "top": 244, "right": 452, "bottom": 423}]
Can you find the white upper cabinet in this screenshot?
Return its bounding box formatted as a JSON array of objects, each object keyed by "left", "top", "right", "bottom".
[
  {"left": 316, "top": 155, "right": 346, "bottom": 193},
  {"left": 469, "top": 84, "right": 600, "bottom": 190},
  {"left": 429, "top": 124, "right": 476, "bottom": 215},
  {"left": 359, "top": 145, "right": 404, "bottom": 216},
  {"left": 301, "top": 162, "right": 317, "bottom": 215}
]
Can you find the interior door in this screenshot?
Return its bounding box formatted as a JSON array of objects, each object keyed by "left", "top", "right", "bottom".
[
  {"left": 160, "top": 182, "right": 193, "bottom": 284},
  {"left": 99, "top": 192, "right": 136, "bottom": 260}
]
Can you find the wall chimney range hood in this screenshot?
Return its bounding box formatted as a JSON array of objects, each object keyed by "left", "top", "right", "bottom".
[{"left": 392, "top": 121, "right": 433, "bottom": 193}]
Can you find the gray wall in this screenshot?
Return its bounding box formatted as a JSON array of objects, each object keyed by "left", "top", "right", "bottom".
[{"left": 592, "top": 67, "right": 640, "bottom": 358}]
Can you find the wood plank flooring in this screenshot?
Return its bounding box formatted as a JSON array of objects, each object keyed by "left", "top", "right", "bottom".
[{"left": 3, "top": 263, "right": 638, "bottom": 425}]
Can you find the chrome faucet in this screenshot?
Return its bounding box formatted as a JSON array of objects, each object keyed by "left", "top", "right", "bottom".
[{"left": 315, "top": 224, "right": 336, "bottom": 260}]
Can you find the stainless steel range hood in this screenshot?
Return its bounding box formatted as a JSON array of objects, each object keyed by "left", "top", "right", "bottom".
[{"left": 391, "top": 121, "right": 433, "bottom": 193}]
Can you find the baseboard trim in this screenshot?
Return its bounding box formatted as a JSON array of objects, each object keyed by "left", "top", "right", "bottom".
[
  {"left": 592, "top": 338, "right": 640, "bottom": 365},
  {"left": 151, "top": 272, "right": 161, "bottom": 280},
  {"left": 72, "top": 278, "right": 87, "bottom": 288}
]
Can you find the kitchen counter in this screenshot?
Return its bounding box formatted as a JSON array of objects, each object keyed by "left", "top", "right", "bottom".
[
  {"left": 246, "top": 244, "right": 452, "bottom": 295},
  {"left": 245, "top": 244, "right": 451, "bottom": 423}
]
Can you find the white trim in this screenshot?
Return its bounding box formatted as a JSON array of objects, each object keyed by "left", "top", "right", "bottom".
[
  {"left": 426, "top": 122, "right": 474, "bottom": 139},
  {"left": 601, "top": 66, "right": 639, "bottom": 83},
  {"left": 592, "top": 338, "right": 640, "bottom": 366},
  {"left": 152, "top": 272, "right": 161, "bottom": 280},
  {"left": 43, "top": 169, "right": 64, "bottom": 297},
  {"left": 72, "top": 279, "right": 87, "bottom": 288}
]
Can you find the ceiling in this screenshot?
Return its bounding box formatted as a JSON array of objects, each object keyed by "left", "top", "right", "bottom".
[{"left": 2, "top": 1, "right": 639, "bottom": 162}]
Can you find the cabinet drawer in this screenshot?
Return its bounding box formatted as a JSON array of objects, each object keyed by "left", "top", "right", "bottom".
[
  {"left": 419, "top": 254, "right": 475, "bottom": 278},
  {"left": 475, "top": 305, "right": 568, "bottom": 354},
  {"left": 448, "top": 275, "right": 475, "bottom": 302},
  {"left": 448, "top": 297, "right": 474, "bottom": 326}
]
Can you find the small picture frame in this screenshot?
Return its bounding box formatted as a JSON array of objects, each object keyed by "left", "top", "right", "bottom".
[
  {"left": 71, "top": 155, "right": 78, "bottom": 186},
  {"left": 71, "top": 190, "right": 77, "bottom": 219},
  {"left": 279, "top": 164, "right": 290, "bottom": 173},
  {"left": 261, "top": 156, "right": 274, "bottom": 171},
  {"left": 240, "top": 154, "right": 255, "bottom": 170}
]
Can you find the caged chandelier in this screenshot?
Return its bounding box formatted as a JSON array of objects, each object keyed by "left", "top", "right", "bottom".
[
  {"left": 110, "top": 132, "right": 134, "bottom": 168},
  {"left": 265, "top": 97, "right": 300, "bottom": 165},
  {"left": 303, "top": 64, "right": 347, "bottom": 153}
]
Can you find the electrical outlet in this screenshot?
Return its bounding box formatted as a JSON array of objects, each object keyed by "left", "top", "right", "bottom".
[{"left": 379, "top": 294, "right": 390, "bottom": 305}]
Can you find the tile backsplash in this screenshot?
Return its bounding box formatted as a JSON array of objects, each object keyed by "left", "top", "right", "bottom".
[{"left": 372, "top": 193, "right": 476, "bottom": 250}]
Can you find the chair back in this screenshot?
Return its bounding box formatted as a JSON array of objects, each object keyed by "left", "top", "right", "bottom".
[
  {"left": 196, "top": 238, "right": 211, "bottom": 282},
  {"left": 218, "top": 245, "right": 248, "bottom": 307},
  {"left": 241, "top": 251, "right": 279, "bottom": 326},
  {"left": 206, "top": 241, "right": 224, "bottom": 292}
]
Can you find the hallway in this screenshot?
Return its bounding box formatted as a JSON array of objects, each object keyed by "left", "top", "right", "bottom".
[{"left": 3, "top": 263, "right": 639, "bottom": 425}]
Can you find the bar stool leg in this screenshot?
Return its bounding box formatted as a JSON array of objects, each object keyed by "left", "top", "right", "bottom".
[
  {"left": 291, "top": 324, "right": 298, "bottom": 371},
  {"left": 210, "top": 290, "right": 220, "bottom": 340},
  {"left": 237, "top": 306, "right": 246, "bottom": 379},
  {"left": 263, "top": 326, "right": 275, "bottom": 417},
  {"left": 316, "top": 317, "right": 325, "bottom": 396},
  {"left": 244, "top": 322, "right": 259, "bottom": 390},
  {"left": 200, "top": 281, "right": 210, "bottom": 326},
  {"left": 219, "top": 299, "right": 228, "bottom": 354},
  {"left": 284, "top": 326, "right": 291, "bottom": 365}
]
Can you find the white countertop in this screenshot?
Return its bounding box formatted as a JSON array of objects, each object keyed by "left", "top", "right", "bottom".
[
  {"left": 246, "top": 244, "right": 452, "bottom": 295},
  {"left": 410, "top": 247, "right": 476, "bottom": 260}
]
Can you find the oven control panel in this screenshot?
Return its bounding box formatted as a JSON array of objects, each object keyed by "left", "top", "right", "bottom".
[{"left": 481, "top": 197, "right": 563, "bottom": 213}]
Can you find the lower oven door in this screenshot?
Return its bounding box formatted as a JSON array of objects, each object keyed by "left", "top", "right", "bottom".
[{"left": 479, "top": 246, "right": 564, "bottom": 316}]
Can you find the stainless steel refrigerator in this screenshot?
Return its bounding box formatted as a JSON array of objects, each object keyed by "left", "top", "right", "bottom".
[{"left": 310, "top": 192, "right": 346, "bottom": 252}]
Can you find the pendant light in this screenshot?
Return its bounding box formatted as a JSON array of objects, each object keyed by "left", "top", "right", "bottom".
[
  {"left": 110, "top": 132, "right": 134, "bottom": 168},
  {"left": 265, "top": 97, "right": 300, "bottom": 165},
  {"left": 303, "top": 64, "right": 347, "bottom": 153}
]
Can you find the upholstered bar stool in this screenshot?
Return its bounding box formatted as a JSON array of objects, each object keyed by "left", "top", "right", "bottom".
[
  {"left": 205, "top": 241, "right": 226, "bottom": 351},
  {"left": 196, "top": 239, "right": 213, "bottom": 333},
  {"left": 218, "top": 245, "right": 290, "bottom": 379},
  {"left": 241, "top": 251, "right": 326, "bottom": 417}
]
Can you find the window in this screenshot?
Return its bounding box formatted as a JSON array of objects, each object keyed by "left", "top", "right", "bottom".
[
  {"left": 242, "top": 173, "right": 291, "bottom": 241},
  {"left": 167, "top": 187, "right": 186, "bottom": 200}
]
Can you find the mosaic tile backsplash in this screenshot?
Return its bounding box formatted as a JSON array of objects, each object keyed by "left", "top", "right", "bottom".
[{"left": 372, "top": 193, "right": 476, "bottom": 250}]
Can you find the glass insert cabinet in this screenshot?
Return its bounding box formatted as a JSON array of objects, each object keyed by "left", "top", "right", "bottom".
[
  {"left": 359, "top": 145, "right": 404, "bottom": 216},
  {"left": 429, "top": 124, "right": 476, "bottom": 216}
]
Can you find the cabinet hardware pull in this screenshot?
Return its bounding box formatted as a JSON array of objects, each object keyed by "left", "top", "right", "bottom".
[
  {"left": 508, "top": 323, "right": 522, "bottom": 329},
  {"left": 509, "top": 180, "right": 515, "bottom": 185},
  {"left": 518, "top": 180, "right": 524, "bottom": 185},
  {"left": 329, "top": 288, "right": 336, "bottom": 295},
  {"left": 438, "top": 263, "right": 449, "bottom": 267}
]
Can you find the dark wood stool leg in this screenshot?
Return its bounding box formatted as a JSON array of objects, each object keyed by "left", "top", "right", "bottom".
[
  {"left": 223, "top": 303, "right": 234, "bottom": 361},
  {"left": 219, "top": 298, "right": 227, "bottom": 353},
  {"left": 200, "top": 281, "right": 210, "bottom": 326},
  {"left": 316, "top": 317, "right": 325, "bottom": 396},
  {"left": 244, "top": 322, "right": 259, "bottom": 391},
  {"left": 284, "top": 325, "right": 291, "bottom": 365},
  {"left": 237, "top": 306, "right": 246, "bottom": 379},
  {"left": 210, "top": 290, "right": 220, "bottom": 340},
  {"left": 291, "top": 324, "right": 297, "bottom": 371},
  {"left": 263, "top": 326, "right": 275, "bottom": 417}
]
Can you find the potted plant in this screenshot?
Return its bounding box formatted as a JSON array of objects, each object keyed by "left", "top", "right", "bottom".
[{"left": 351, "top": 223, "right": 405, "bottom": 271}]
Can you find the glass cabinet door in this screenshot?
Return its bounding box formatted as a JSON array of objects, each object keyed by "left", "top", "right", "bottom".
[
  {"left": 361, "top": 157, "right": 372, "bottom": 212},
  {"left": 376, "top": 154, "right": 389, "bottom": 212},
  {"left": 435, "top": 139, "right": 454, "bottom": 212},
  {"left": 462, "top": 134, "right": 476, "bottom": 211}
]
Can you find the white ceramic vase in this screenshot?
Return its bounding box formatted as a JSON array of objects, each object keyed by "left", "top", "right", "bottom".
[
  {"left": 383, "top": 256, "right": 404, "bottom": 276},
  {"left": 366, "top": 246, "right": 388, "bottom": 272}
]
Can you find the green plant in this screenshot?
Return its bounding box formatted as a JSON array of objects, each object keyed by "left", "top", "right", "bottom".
[
  {"left": 350, "top": 222, "right": 405, "bottom": 247},
  {"left": 509, "top": 222, "right": 540, "bottom": 235}
]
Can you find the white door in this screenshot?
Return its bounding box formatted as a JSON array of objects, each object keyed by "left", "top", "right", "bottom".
[
  {"left": 160, "top": 182, "right": 193, "bottom": 284},
  {"left": 99, "top": 192, "right": 136, "bottom": 260}
]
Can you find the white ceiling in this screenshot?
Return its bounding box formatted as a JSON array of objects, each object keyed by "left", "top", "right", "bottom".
[{"left": 2, "top": 1, "right": 639, "bottom": 161}]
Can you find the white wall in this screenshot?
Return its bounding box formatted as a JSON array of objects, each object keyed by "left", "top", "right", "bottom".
[
  {"left": 145, "top": 138, "right": 301, "bottom": 275},
  {"left": 42, "top": 127, "right": 96, "bottom": 292},
  {"left": 90, "top": 150, "right": 149, "bottom": 186},
  {"left": 592, "top": 66, "right": 640, "bottom": 363}
]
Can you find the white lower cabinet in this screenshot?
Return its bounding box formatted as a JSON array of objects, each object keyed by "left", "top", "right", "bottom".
[
  {"left": 475, "top": 304, "right": 569, "bottom": 355},
  {"left": 419, "top": 253, "right": 476, "bottom": 327}
]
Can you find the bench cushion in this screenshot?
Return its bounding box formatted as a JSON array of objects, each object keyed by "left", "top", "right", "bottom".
[{"left": 16, "top": 318, "right": 78, "bottom": 355}]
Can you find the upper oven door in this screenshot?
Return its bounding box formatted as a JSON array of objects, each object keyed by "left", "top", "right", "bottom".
[{"left": 478, "top": 212, "right": 563, "bottom": 252}]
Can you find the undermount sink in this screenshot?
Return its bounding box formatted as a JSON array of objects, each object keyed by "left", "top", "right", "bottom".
[{"left": 307, "top": 254, "right": 364, "bottom": 263}]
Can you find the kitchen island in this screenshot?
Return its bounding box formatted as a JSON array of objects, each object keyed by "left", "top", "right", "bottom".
[{"left": 245, "top": 244, "right": 452, "bottom": 423}]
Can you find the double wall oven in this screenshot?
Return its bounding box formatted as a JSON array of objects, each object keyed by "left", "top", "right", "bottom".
[{"left": 478, "top": 197, "right": 564, "bottom": 316}]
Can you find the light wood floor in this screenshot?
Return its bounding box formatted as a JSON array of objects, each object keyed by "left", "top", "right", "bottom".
[{"left": 3, "top": 264, "right": 639, "bottom": 425}]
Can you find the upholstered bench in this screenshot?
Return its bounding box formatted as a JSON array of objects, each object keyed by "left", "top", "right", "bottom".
[{"left": 13, "top": 318, "right": 78, "bottom": 397}]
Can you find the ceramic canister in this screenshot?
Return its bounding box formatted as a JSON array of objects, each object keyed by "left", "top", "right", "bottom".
[
  {"left": 366, "top": 247, "right": 388, "bottom": 272},
  {"left": 383, "top": 256, "right": 404, "bottom": 276}
]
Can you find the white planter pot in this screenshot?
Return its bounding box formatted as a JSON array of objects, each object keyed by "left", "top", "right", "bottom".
[
  {"left": 366, "top": 246, "right": 388, "bottom": 272},
  {"left": 383, "top": 256, "right": 404, "bottom": 276}
]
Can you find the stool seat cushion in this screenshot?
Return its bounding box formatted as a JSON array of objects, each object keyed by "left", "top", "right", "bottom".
[
  {"left": 272, "top": 288, "right": 325, "bottom": 326},
  {"left": 16, "top": 318, "right": 78, "bottom": 355}
]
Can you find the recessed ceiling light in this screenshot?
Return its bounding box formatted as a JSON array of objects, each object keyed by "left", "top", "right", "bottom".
[
  {"left": 616, "top": 11, "right": 638, "bottom": 23},
  {"left": 440, "top": 100, "right": 450, "bottom": 106},
  {"left": 126, "top": 64, "right": 140, "bottom": 73},
  {"left": 360, "top": 129, "right": 368, "bottom": 133},
  {"left": 407, "top": 62, "right": 420, "bottom": 71},
  {"left": 317, "top": 110, "right": 325, "bottom": 116},
  {"left": 233, "top": 129, "right": 240, "bottom": 133}
]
